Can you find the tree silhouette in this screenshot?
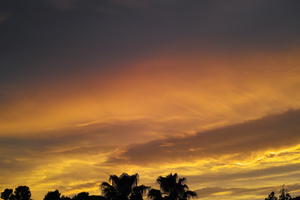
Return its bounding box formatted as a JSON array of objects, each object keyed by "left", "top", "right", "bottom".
[
  {"left": 101, "top": 173, "right": 148, "bottom": 200},
  {"left": 153, "top": 173, "right": 197, "bottom": 200},
  {"left": 129, "top": 185, "right": 149, "bottom": 200},
  {"left": 5, "top": 175, "right": 300, "bottom": 200},
  {"left": 61, "top": 196, "right": 72, "bottom": 200},
  {"left": 1, "top": 189, "right": 13, "bottom": 200},
  {"left": 14, "top": 186, "right": 31, "bottom": 200},
  {"left": 86, "top": 195, "right": 107, "bottom": 200},
  {"left": 265, "top": 191, "right": 278, "bottom": 200},
  {"left": 264, "top": 186, "right": 300, "bottom": 200},
  {"left": 44, "top": 190, "right": 61, "bottom": 200},
  {"left": 279, "top": 186, "right": 292, "bottom": 200},
  {"left": 148, "top": 189, "right": 164, "bottom": 200},
  {"left": 73, "top": 192, "right": 90, "bottom": 200},
  {"left": 43, "top": 190, "right": 106, "bottom": 200}
]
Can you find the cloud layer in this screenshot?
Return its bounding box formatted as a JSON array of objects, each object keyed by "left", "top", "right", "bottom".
[{"left": 109, "top": 110, "right": 300, "bottom": 165}]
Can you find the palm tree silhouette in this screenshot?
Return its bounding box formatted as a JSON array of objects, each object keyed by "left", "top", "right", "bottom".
[
  {"left": 129, "top": 185, "right": 149, "bottom": 200},
  {"left": 101, "top": 173, "right": 147, "bottom": 200},
  {"left": 150, "top": 173, "right": 197, "bottom": 200},
  {"left": 148, "top": 189, "right": 164, "bottom": 200}
]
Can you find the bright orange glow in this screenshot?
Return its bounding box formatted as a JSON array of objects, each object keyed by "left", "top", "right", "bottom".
[{"left": 1, "top": 48, "right": 300, "bottom": 199}]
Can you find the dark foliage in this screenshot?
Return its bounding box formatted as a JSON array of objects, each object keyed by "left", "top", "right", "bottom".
[
  {"left": 14, "top": 186, "right": 31, "bottom": 200},
  {"left": 265, "top": 186, "right": 300, "bottom": 200},
  {"left": 4, "top": 173, "right": 300, "bottom": 200},
  {"left": 1, "top": 186, "right": 31, "bottom": 200},
  {"left": 43, "top": 191, "right": 106, "bottom": 200},
  {"left": 266, "top": 191, "right": 278, "bottom": 200},
  {"left": 60, "top": 196, "right": 72, "bottom": 200},
  {"left": 279, "top": 187, "right": 292, "bottom": 200},
  {"left": 151, "top": 173, "right": 197, "bottom": 200},
  {"left": 100, "top": 173, "right": 149, "bottom": 200},
  {"left": 44, "top": 190, "right": 61, "bottom": 200},
  {"left": 148, "top": 189, "right": 164, "bottom": 200},
  {"left": 1, "top": 189, "right": 13, "bottom": 200}
]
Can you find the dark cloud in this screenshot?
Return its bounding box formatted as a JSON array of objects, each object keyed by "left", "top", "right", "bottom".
[
  {"left": 1, "top": 0, "right": 300, "bottom": 86},
  {"left": 107, "top": 110, "right": 300, "bottom": 165},
  {"left": 187, "top": 163, "right": 300, "bottom": 185}
]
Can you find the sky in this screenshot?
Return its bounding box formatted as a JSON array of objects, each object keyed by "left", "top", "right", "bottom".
[{"left": 1, "top": 0, "right": 300, "bottom": 200}]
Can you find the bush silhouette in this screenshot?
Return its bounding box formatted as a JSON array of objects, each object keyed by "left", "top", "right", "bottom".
[
  {"left": 44, "top": 190, "right": 61, "bottom": 200},
  {"left": 1, "top": 189, "right": 13, "bottom": 200},
  {"left": 1, "top": 186, "right": 32, "bottom": 200},
  {"left": 72, "top": 192, "right": 89, "bottom": 200},
  {"left": 43, "top": 190, "right": 106, "bottom": 200}
]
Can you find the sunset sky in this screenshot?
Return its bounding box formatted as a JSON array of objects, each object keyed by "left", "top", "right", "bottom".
[{"left": 1, "top": 1, "right": 300, "bottom": 200}]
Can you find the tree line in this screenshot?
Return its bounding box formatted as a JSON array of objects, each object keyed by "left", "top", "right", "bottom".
[
  {"left": 1, "top": 173, "right": 196, "bottom": 200},
  {"left": 1, "top": 173, "right": 300, "bottom": 200},
  {"left": 265, "top": 186, "right": 300, "bottom": 200}
]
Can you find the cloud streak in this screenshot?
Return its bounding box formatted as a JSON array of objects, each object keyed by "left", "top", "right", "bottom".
[
  {"left": 196, "top": 184, "right": 300, "bottom": 200},
  {"left": 108, "top": 110, "right": 300, "bottom": 165}
]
